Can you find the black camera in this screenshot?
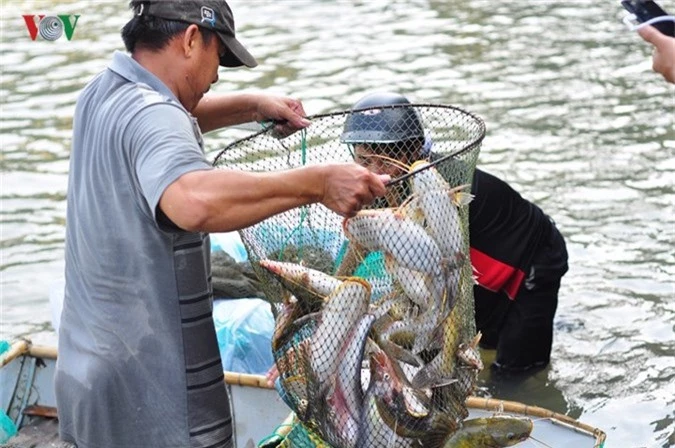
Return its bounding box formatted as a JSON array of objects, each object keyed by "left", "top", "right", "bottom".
[{"left": 621, "top": 0, "right": 675, "bottom": 36}]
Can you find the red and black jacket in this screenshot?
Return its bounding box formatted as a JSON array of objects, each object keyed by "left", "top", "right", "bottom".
[{"left": 469, "top": 169, "right": 560, "bottom": 299}]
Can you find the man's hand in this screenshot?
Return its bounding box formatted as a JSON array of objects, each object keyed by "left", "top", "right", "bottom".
[
  {"left": 637, "top": 25, "right": 675, "bottom": 83},
  {"left": 320, "top": 164, "right": 390, "bottom": 217},
  {"left": 254, "top": 96, "right": 311, "bottom": 138}
]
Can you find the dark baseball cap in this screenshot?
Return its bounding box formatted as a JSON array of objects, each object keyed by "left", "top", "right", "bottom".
[{"left": 137, "top": 0, "right": 258, "bottom": 68}]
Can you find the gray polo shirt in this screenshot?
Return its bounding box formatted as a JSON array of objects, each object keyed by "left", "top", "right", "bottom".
[{"left": 56, "top": 51, "right": 232, "bottom": 448}]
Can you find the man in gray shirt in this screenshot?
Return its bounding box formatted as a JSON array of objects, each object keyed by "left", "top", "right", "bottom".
[{"left": 55, "top": 1, "right": 389, "bottom": 447}]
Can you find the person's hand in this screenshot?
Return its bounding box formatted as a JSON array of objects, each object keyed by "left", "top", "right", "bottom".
[
  {"left": 320, "top": 164, "right": 390, "bottom": 217},
  {"left": 266, "top": 364, "right": 279, "bottom": 388},
  {"left": 254, "top": 95, "right": 311, "bottom": 138},
  {"left": 637, "top": 25, "right": 675, "bottom": 83}
]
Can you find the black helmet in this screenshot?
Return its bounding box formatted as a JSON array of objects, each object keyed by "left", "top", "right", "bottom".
[{"left": 340, "top": 92, "right": 425, "bottom": 144}]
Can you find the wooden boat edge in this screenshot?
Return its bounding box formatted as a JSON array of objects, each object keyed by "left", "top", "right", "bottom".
[{"left": 1, "top": 340, "right": 607, "bottom": 447}]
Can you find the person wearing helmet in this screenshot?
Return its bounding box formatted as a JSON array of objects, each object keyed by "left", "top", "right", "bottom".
[{"left": 341, "top": 92, "right": 569, "bottom": 374}]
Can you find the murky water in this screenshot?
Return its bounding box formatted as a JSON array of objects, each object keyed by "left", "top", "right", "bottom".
[{"left": 1, "top": 0, "right": 673, "bottom": 446}]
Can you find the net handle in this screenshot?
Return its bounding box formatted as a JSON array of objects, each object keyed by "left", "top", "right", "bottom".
[{"left": 384, "top": 138, "right": 483, "bottom": 188}]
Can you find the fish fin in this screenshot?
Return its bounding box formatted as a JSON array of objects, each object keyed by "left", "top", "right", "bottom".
[
  {"left": 430, "top": 377, "right": 459, "bottom": 388},
  {"left": 335, "top": 240, "right": 367, "bottom": 277},
  {"left": 447, "top": 184, "right": 474, "bottom": 206},
  {"left": 419, "top": 412, "right": 459, "bottom": 448},
  {"left": 453, "top": 191, "right": 475, "bottom": 206},
  {"left": 372, "top": 311, "right": 396, "bottom": 336},
  {"left": 471, "top": 331, "right": 482, "bottom": 348},
  {"left": 410, "top": 364, "right": 437, "bottom": 389},
  {"left": 412, "top": 369, "right": 458, "bottom": 389},
  {"left": 378, "top": 337, "right": 423, "bottom": 368}
]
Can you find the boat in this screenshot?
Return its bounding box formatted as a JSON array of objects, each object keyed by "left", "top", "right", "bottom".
[{"left": 1, "top": 339, "right": 606, "bottom": 447}]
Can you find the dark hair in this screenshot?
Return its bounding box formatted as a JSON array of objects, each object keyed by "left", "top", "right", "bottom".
[{"left": 122, "top": 0, "right": 215, "bottom": 53}]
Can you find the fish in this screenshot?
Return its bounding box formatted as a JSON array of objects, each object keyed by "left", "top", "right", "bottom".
[
  {"left": 384, "top": 254, "right": 435, "bottom": 310},
  {"left": 411, "top": 304, "right": 463, "bottom": 390},
  {"left": 270, "top": 299, "right": 320, "bottom": 352},
  {"left": 421, "top": 416, "right": 533, "bottom": 448},
  {"left": 375, "top": 384, "right": 457, "bottom": 441},
  {"left": 456, "top": 332, "right": 483, "bottom": 371},
  {"left": 259, "top": 259, "right": 342, "bottom": 307},
  {"left": 377, "top": 336, "right": 424, "bottom": 369},
  {"left": 342, "top": 209, "right": 388, "bottom": 252},
  {"left": 406, "top": 161, "right": 472, "bottom": 313},
  {"left": 344, "top": 209, "right": 446, "bottom": 277},
  {"left": 310, "top": 278, "right": 370, "bottom": 386},
  {"left": 407, "top": 163, "right": 472, "bottom": 253},
  {"left": 273, "top": 320, "right": 316, "bottom": 421},
  {"left": 450, "top": 333, "right": 484, "bottom": 398},
  {"left": 356, "top": 349, "right": 415, "bottom": 448},
  {"left": 321, "top": 313, "right": 375, "bottom": 448},
  {"left": 364, "top": 348, "right": 457, "bottom": 441}
]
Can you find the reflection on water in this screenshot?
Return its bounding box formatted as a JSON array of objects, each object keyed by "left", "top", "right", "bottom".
[{"left": 1, "top": 1, "right": 673, "bottom": 446}]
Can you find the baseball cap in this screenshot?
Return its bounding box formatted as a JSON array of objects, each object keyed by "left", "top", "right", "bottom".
[{"left": 136, "top": 0, "right": 258, "bottom": 68}]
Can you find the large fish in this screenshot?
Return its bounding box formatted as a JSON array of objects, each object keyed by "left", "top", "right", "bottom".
[
  {"left": 421, "top": 416, "right": 533, "bottom": 448},
  {"left": 406, "top": 161, "right": 472, "bottom": 313},
  {"left": 259, "top": 259, "right": 342, "bottom": 307},
  {"left": 310, "top": 278, "right": 370, "bottom": 386},
  {"left": 321, "top": 314, "right": 375, "bottom": 448},
  {"left": 356, "top": 349, "right": 415, "bottom": 448},
  {"left": 344, "top": 209, "right": 445, "bottom": 277},
  {"left": 384, "top": 254, "right": 437, "bottom": 310},
  {"left": 407, "top": 162, "right": 472, "bottom": 256}
]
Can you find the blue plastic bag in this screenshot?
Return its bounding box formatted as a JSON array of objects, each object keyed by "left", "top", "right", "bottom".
[
  {"left": 0, "top": 410, "right": 17, "bottom": 444},
  {"left": 213, "top": 298, "right": 275, "bottom": 375},
  {"left": 210, "top": 231, "right": 248, "bottom": 263}
]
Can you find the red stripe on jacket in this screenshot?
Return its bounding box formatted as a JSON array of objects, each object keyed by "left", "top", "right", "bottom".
[{"left": 470, "top": 247, "right": 526, "bottom": 300}]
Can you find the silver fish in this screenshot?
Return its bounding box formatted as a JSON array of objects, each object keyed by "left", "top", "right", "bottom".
[
  {"left": 322, "top": 314, "right": 376, "bottom": 448},
  {"left": 310, "top": 278, "right": 370, "bottom": 385},
  {"left": 344, "top": 209, "right": 446, "bottom": 277},
  {"left": 259, "top": 259, "right": 342, "bottom": 304}
]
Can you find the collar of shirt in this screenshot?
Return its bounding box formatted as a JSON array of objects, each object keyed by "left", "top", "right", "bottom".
[{"left": 108, "top": 51, "right": 180, "bottom": 105}]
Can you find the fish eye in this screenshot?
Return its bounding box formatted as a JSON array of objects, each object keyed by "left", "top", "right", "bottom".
[
  {"left": 506, "top": 432, "right": 516, "bottom": 440},
  {"left": 383, "top": 373, "right": 390, "bottom": 381}
]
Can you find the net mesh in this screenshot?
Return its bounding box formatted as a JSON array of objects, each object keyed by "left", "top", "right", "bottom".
[{"left": 214, "top": 104, "right": 485, "bottom": 447}]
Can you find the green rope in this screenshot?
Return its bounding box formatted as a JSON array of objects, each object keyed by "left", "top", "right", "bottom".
[
  {"left": 257, "top": 421, "right": 295, "bottom": 447},
  {"left": 277, "top": 128, "right": 309, "bottom": 261}
]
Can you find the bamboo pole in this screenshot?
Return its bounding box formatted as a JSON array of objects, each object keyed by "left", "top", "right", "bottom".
[
  {"left": 223, "top": 371, "right": 274, "bottom": 389},
  {"left": 465, "top": 396, "right": 607, "bottom": 447},
  {"left": 29, "top": 345, "right": 57, "bottom": 360},
  {"left": 1, "top": 339, "right": 31, "bottom": 367}
]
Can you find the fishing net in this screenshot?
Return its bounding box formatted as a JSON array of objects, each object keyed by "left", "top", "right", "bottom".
[{"left": 213, "top": 104, "right": 485, "bottom": 447}]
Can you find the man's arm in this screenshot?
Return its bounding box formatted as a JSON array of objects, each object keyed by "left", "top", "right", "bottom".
[
  {"left": 192, "top": 93, "right": 310, "bottom": 134},
  {"left": 159, "top": 164, "right": 389, "bottom": 233}
]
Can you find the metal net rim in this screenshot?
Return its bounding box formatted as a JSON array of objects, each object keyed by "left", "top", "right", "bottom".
[{"left": 211, "top": 103, "right": 486, "bottom": 167}]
